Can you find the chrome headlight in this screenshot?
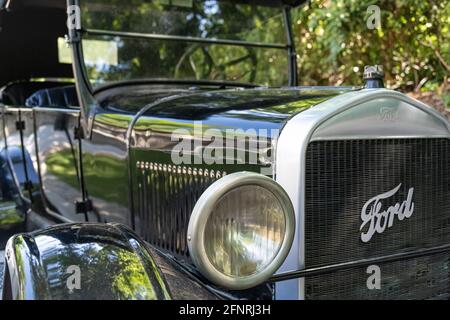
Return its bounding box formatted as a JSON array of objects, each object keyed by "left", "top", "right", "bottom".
[{"left": 187, "top": 172, "right": 295, "bottom": 290}]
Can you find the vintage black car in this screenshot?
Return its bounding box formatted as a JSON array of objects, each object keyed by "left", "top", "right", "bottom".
[{"left": 1, "top": 0, "right": 450, "bottom": 300}]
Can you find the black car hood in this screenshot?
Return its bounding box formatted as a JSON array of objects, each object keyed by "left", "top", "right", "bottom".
[
  {"left": 141, "top": 87, "right": 350, "bottom": 121},
  {"left": 100, "top": 86, "right": 354, "bottom": 132}
]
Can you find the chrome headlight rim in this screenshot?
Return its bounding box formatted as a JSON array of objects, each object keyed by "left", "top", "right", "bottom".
[{"left": 187, "top": 171, "right": 295, "bottom": 290}]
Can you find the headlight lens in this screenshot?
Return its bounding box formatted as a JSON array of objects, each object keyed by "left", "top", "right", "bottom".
[
  {"left": 204, "top": 185, "right": 286, "bottom": 277},
  {"left": 188, "top": 172, "right": 295, "bottom": 290}
]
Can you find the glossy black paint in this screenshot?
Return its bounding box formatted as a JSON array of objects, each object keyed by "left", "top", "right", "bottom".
[
  {"left": 3, "top": 223, "right": 172, "bottom": 300},
  {"left": 26, "top": 108, "right": 86, "bottom": 222}
]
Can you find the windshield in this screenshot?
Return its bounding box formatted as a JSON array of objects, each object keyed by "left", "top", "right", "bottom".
[{"left": 79, "top": 0, "right": 289, "bottom": 88}]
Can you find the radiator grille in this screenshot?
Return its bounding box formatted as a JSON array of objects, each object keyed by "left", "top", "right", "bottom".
[
  {"left": 305, "top": 252, "right": 450, "bottom": 300},
  {"left": 304, "top": 138, "right": 450, "bottom": 299}
]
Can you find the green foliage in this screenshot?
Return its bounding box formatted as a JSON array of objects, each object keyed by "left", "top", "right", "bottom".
[
  {"left": 291, "top": 0, "right": 449, "bottom": 91},
  {"left": 80, "top": 0, "right": 448, "bottom": 93}
]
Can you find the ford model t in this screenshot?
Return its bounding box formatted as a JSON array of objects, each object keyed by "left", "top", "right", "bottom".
[{"left": 0, "top": 0, "right": 449, "bottom": 300}]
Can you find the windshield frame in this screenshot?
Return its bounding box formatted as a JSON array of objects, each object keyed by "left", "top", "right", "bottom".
[{"left": 67, "top": 0, "right": 300, "bottom": 138}]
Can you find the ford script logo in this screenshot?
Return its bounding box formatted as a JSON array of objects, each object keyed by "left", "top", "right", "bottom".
[
  {"left": 379, "top": 106, "right": 399, "bottom": 122},
  {"left": 360, "top": 184, "right": 414, "bottom": 243}
]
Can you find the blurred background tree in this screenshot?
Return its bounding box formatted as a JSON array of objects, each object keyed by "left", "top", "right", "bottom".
[{"left": 291, "top": 0, "right": 449, "bottom": 109}]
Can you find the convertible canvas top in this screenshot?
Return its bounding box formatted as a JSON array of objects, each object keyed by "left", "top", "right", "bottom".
[{"left": 0, "top": 1, "right": 71, "bottom": 87}]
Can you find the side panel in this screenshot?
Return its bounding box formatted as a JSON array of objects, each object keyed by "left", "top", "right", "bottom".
[
  {"left": 80, "top": 112, "right": 133, "bottom": 225},
  {"left": 33, "top": 108, "right": 85, "bottom": 222}
]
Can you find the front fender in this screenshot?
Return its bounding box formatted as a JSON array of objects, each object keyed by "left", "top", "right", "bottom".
[{"left": 2, "top": 223, "right": 171, "bottom": 300}]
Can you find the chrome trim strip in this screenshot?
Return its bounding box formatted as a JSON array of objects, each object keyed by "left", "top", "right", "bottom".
[
  {"left": 271, "top": 242, "right": 450, "bottom": 282},
  {"left": 274, "top": 89, "right": 450, "bottom": 300}
]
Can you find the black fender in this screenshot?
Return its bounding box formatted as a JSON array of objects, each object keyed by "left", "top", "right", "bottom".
[{"left": 2, "top": 223, "right": 172, "bottom": 300}]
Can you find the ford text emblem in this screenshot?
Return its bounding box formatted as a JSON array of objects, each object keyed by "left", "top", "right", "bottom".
[
  {"left": 379, "top": 106, "right": 399, "bottom": 122},
  {"left": 360, "top": 184, "right": 414, "bottom": 243}
]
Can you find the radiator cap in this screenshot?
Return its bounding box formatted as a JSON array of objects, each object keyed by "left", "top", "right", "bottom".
[{"left": 363, "top": 65, "right": 385, "bottom": 88}]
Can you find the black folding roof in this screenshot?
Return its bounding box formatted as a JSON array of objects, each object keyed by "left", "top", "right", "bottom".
[{"left": 0, "top": 3, "right": 72, "bottom": 87}]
